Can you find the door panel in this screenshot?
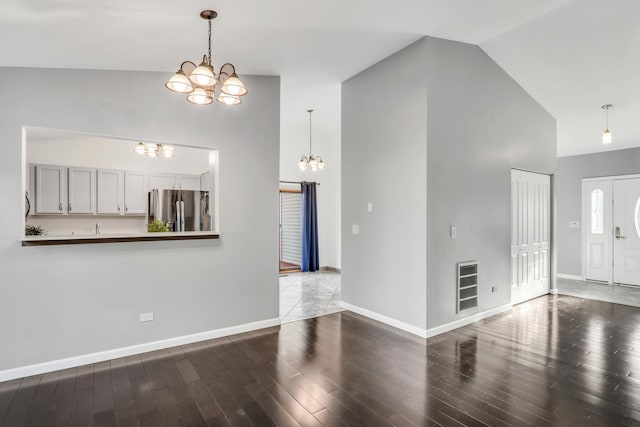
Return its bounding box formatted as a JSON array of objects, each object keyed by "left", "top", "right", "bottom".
[
  {"left": 584, "top": 180, "right": 612, "bottom": 282},
  {"left": 613, "top": 178, "right": 640, "bottom": 286},
  {"left": 511, "top": 169, "right": 551, "bottom": 305}
]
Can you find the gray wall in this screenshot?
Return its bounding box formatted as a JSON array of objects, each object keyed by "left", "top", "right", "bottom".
[
  {"left": 341, "top": 39, "right": 428, "bottom": 330},
  {"left": 341, "top": 36, "right": 557, "bottom": 332},
  {"left": 0, "top": 68, "right": 280, "bottom": 371},
  {"left": 557, "top": 147, "right": 640, "bottom": 275},
  {"left": 425, "top": 37, "right": 556, "bottom": 328}
]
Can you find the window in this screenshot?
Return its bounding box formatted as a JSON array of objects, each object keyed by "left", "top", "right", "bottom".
[{"left": 591, "top": 189, "right": 604, "bottom": 234}]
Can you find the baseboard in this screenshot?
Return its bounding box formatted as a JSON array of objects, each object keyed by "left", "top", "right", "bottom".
[
  {"left": 557, "top": 273, "right": 584, "bottom": 281},
  {"left": 338, "top": 301, "right": 427, "bottom": 338},
  {"left": 0, "top": 317, "right": 281, "bottom": 383},
  {"left": 321, "top": 266, "right": 341, "bottom": 273},
  {"left": 425, "top": 304, "right": 513, "bottom": 339},
  {"left": 549, "top": 288, "right": 559, "bottom": 295}
]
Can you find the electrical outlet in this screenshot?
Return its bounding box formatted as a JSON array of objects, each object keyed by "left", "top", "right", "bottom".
[
  {"left": 367, "top": 202, "right": 373, "bottom": 213},
  {"left": 491, "top": 286, "right": 497, "bottom": 293},
  {"left": 139, "top": 312, "right": 154, "bottom": 322},
  {"left": 352, "top": 224, "right": 360, "bottom": 235},
  {"left": 450, "top": 225, "right": 457, "bottom": 239}
]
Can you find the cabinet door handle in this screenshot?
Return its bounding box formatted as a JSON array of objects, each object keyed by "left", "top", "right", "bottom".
[
  {"left": 58, "top": 203, "right": 62, "bottom": 211},
  {"left": 125, "top": 206, "right": 128, "bottom": 213},
  {"left": 68, "top": 203, "right": 72, "bottom": 212},
  {"left": 117, "top": 204, "right": 121, "bottom": 212}
]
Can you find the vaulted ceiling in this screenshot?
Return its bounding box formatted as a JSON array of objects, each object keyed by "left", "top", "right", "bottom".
[{"left": 2, "top": 0, "right": 637, "bottom": 156}]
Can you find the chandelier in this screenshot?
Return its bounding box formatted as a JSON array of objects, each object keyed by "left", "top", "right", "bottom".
[
  {"left": 298, "top": 109, "right": 326, "bottom": 171},
  {"left": 135, "top": 142, "right": 175, "bottom": 158},
  {"left": 165, "top": 10, "right": 248, "bottom": 106}
]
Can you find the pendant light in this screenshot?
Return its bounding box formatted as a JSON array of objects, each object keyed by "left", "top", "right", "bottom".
[
  {"left": 165, "top": 10, "right": 248, "bottom": 106},
  {"left": 602, "top": 104, "right": 613, "bottom": 145},
  {"left": 298, "top": 109, "right": 326, "bottom": 171}
]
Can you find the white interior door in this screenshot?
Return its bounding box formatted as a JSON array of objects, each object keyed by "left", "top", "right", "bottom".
[
  {"left": 584, "top": 180, "right": 612, "bottom": 282},
  {"left": 511, "top": 169, "right": 551, "bottom": 305},
  {"left": 613, "top": 178, "right": 640, "bottom": 286}
]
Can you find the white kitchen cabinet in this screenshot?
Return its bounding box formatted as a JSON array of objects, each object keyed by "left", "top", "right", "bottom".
[
  {"left": 200, "top": 172, "right": 210, "bottom": 192},
  {"left": 35, "top": 165, "right": 66, "bottom": 214},
  {"left": 149, "top": 173, "right": 176, "bottom": 190},
  {"left": 176, "top": 174, "right": 201, "bottom": 191},
  {"left": 124, "top": 171, "right": 147, "bottom": 215},
  {"left": 68, "top": 167, "right": 96, "bottom": 214},
  {"left": 97, "top": 169, "right": 125, "bottom": 215}
]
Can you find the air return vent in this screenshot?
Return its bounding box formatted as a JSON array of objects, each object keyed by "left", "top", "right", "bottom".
[{"left": 457, "top": 261, "right": 478, "bottom": 312}]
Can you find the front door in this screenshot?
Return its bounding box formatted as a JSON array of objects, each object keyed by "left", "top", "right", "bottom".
[
  {"left": 613, "top": 178, "right": 640, "bottom": 286},
  {"left": 511, "top": 169, "right": 551, "bottom": 305}
]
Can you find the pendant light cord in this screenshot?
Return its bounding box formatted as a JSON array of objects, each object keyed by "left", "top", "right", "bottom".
[
  {"left": 606, "top": 107, "right": 609, "bottom": 130},
  {"left": 308, "top": 109, "right": 313, "bottom": 155}
]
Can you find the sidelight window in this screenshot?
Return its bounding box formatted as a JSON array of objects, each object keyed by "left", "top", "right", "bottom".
[{"left": 591, "top": 189, "right": 604, "bottom": 234}]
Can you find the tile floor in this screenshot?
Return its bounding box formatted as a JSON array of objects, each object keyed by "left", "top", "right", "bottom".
[
  {"left": 557, "top": 277, "right": 640, "bottom": 308},
  {"left": 279, "top": 271, "right": 343, "bottom": 323}
]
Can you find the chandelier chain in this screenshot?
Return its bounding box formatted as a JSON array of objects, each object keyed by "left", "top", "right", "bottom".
[
  {"left": 208, "top": 19, "right": 212, "bottom": 66},
  {"left": 308, "top": 109, "right": 313, "bottom": 154}
]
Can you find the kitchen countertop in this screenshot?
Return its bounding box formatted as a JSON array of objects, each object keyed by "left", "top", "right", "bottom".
[{"left": 22, "top": 231, "right": 220, "bottom": 246}]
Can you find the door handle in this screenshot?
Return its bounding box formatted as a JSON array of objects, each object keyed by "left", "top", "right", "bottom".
[{"left": 615, "top": 226, "right": 626, "bottom": 239}]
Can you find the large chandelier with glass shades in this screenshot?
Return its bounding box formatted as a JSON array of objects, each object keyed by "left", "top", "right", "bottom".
[{"left": 165, "top": 10, "right": 248, "bottom": 106}]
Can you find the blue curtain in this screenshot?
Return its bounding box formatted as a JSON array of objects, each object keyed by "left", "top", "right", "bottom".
[{"left": 301, "top": 182, "right": 319, "bottom": 272}]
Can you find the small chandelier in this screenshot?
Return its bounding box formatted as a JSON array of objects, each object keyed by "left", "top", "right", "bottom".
[
  {"left": 135, "top": 142, "right": 175, "bottom": 158},
  {"left": 602, "top": 104, "right": 613, "bottom": 144},
  {"left": 165, "top": 10, "right": 248, "bottom": 106},
  {"left": 298, "top": 109, "right": 326, "bottom": 171}
]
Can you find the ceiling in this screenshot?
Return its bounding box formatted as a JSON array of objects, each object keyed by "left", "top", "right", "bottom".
[{"left": 1, "top": 0, "right": 637, "bottom": 157}]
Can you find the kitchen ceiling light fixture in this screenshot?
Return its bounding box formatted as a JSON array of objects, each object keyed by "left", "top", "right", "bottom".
[
  {"left": 135, "top": 142, "right": 175, "bottom": 158},
  {"left": 165, "top": 10, "right": 248, "bottom": 106},
  {"left": 298, "top": 109, "right": 326, "bottom": 172},
  {"left": 602, "top": 104, "right": 613, "bottom": 145}
]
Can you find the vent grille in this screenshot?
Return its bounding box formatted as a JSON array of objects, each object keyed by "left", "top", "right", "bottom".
[{"left": 457, "top": 261, "right": 478, "bottom": 312}]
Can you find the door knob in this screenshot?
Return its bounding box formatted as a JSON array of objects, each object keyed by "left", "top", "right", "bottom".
[{"left": 615, "top": 226, "right": 626, "bottom": 239}]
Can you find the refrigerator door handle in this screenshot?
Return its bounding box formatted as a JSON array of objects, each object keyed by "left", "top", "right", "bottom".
[
  {"left": 175, "top": 200, "right": 181, "bottom": 232},
  {"left": 180, "top": 201, "right": 185, "bottom": 232}
]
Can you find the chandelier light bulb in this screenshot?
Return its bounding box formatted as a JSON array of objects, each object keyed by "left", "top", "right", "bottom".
[
  {"left": 217, "top": 93, "right": 242, "bottom": 105},
  {"left": 135, "top": 142, "right": 146, "bottom": 155},
  {"left": 317, "top": 159, "right": 326, "bottom": 170},
  {"left": 298, "top": 157, "right": 308, "bottom": 171},
  {"left": 165, "top": 70, "right": 194, "bottom": 94},
  {"left": 221, "top": 73, "right": 248, "bottom": 96},
  {"left": 187, "top": 87, "right": 213, "bottom": 105},
  {"left": 190, "top": 62, "right": 216, "bottom": 87},
  {"left": 162, "top": 145, "right": 175, "bottom": 158}
]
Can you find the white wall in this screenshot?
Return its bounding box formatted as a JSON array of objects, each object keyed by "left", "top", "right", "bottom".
[
  {"left": 279, "top": 76, "right": 341, "bottom": 269},
  {"left": 0, "top": 67, "right": 280, "bottom": 373},
  {"left": 27, "top": 132, "right": 210, "bottom": 175}
]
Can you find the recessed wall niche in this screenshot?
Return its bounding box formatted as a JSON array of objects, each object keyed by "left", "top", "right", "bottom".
[{"left": 22, "top": 126, "right": 219, "bottom": 243}]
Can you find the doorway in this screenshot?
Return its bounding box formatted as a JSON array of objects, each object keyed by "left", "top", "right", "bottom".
[
  {"left": 583, "top": 175, "right": 640, "bottom": 286},
  {"left": 511, "top": 169, "right": 551, "bottom": 305},
  {"left": 279, "top": 189, "right": 302, "bottom": 273}
]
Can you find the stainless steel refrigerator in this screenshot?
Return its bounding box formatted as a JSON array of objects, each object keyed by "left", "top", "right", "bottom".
[{"left": 148, "top": 189, "right": 211, "bottom": 232}]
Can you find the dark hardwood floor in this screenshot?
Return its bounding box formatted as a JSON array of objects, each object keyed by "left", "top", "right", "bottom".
[{"left": 1, "top": 294, "right": 640, "bottom": 426}]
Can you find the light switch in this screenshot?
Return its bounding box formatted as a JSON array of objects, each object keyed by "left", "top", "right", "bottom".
[
  {"left": 352, "top": 224, "right": 360, "bottom": 235},
  {"left": 450, "top": 225, "right": 457, "bottom": 238},
  {"left": 569, "top": 221, "right": 580, "bottom": 228},
  {"left": 367, "top": 202, "right": 373, "bottom": 213},
  {"left": 139, "top": 312, "right": 154, "bottom": 322}
]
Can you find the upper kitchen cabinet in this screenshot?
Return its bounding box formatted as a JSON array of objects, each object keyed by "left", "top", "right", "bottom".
[
  {"left": 124, "top": 171, "right": 146, "bottom": 215},
  {"left": 68, "top": 167, "right": 96, "bottom": 214},
  {"left": 97, "top": 169, "right": 125, "bottom": 215},
  {"left": 176, "top": 174, "right": 201, "bottom": 191},
  {"left": 35, "top": 165, "right": 66, "bottom": 214},
  {"left": 149, "top": 173, "right": 176, "bottom": 190}
]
